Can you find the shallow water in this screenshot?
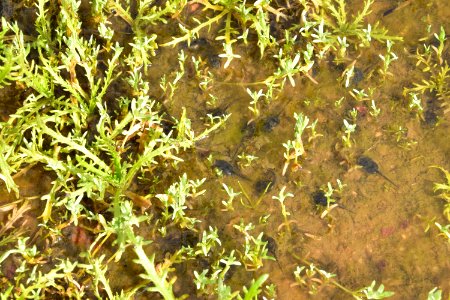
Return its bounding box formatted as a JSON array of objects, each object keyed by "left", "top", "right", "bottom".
[
  {"left": 162, "top": 1, "right": 450, "bottom": 298},
  {"left": 1, "top": 0, "right": 449, "bottom": 299}
]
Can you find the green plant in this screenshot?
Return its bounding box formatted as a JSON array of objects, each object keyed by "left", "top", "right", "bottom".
[
  {"left": 293, "top": 262, "right": 394, "bottom": 299},
  {"left": 434, "top": 223, "right": 450, "bottom": 243},
  {"left": 369, "top": 100, "right": 381, "bottom": 117},
  {"left": 360, "top": 281, "right": 395, "bottom": 300},
  {"left": 431, "top": 166, "right": 450, "bottom": 243},
  {"left": 407, "top": 92, "right": 424, "bottom": 117},
  {"left": 237, "top": 152, "right": 258, "bottom": 168},
  {"left": 350, "top": 88, "right": 372, "bottom": 102},
  {"left": 432, "top": 166, "right": 450, "bottom": 221},
  {"left": 133, "top": 239, "right": 177, "bottom": 300},
  {"left": 282, "top": 112, "right": 312, "bottom": 176},
  {"left": 378, "top": 40, "right": 398, "bottom": 77},
  {"left": 272, "top": 186, "right": 294, "bottom": 233},
  {"left": 193, "top": 250, "right": 241, "bottom": 298},
  {"left": 221, "top": 183, "right": 241, "bottom": 211},
  {"left": 247, "top": 88, "right": 265, "bottom": 118},
  {"left": 161, "top": 0, "right": 285, "bottom": 67},
  {"left": 300, "top": 0, "right": 401, "bottom": 62},
  {"left": 427, "top": 287, "right": 444, "bottom": 300},
  {"left": 0, "top": 1, "right": 230, "bottom": 297},
  {"left": 159, "top": 50, "right": 187, "bottom": 103},
  {"left": 0, "top": 0, "right": 447, "bottom": 298},
  {"left": 385, "top": 125, "right": 417, "bottom": 149},
  {"left": 0, "top": 19, "right": 29, "bottom": 88},
  {"left": 233, "top": 221, "right": 275, "bottom": 270},
  {"left": 342, "top": 119, "right": 357, "bottom": 148},
  {"left": 318, "top": 180, "right": 346, "bottom": 219},
  {"left": 403, "top": 26, "right": 449, "bottom": 116}
]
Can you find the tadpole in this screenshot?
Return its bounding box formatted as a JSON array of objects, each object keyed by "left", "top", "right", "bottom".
[
  {"left": 261, "top": 115, "right": 280, "bottom": 132},
  {"left": 213, "top": 160, "right": 250, "bottom": 180},
  {"left": 208, "top": 54, "right": 221, "bottom": 68},
  {"left": 352, "top": 67, "right": 364, "bottom": 86},
  {"left": 241, "top": 121, "right": 256, "bottom": 140},
  {"left": 231, "top": 121, "right": 256, "bottom": 159},
  {"left": 311, "top": 190, "right": 328, "bottom": 206},
  {"left": 382, "top": 5, "right": 398, "bottom": 16},
  {"left": 254, "top": 179, "right": 273, "bottom": 195},
  {"left": 159, "top": 230, "right": 198, "bottom": 255},
  {"left": 207, "top": 104, "right": 230, "bottom": 118},
  {"left": 183, "top": 38, "right": 221, "bottom": 69},
  {"left": 357, "top": 156, "right": 398, "bottom": 188},
  {"left": 254, "top": 170, "right": 276, "bottom": 195},
  {"left": 262, "top": 234, "right": 282, "bottom": 270},
  {"left": 311, "top": 189, "right": 354, "bottom": 213},
  {"left": 184, "top": 38, "right": 209, "bottom": 50},
  {"left": 213, "top": 160, "right": 234, "bottom": 176},
  {"left": 424, "top": 109, "right": 438, "bottom": 126},
  {"left": 260, "top": 98, "right": 294, "bottom": 133}
]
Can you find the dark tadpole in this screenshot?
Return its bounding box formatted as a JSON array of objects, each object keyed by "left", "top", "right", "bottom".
[
  {"left": 219, "top": 261, "right": 238, "bottom": 281},
  {"left": 357, "top": 156, "right": 398, "bottom": 188},
  {"left": 254, "top": 179, "right": 274, "bottom": 195},
  {"left": 208, "top": 54, "right": 221, "bottom": 68},
  {"left": 184, "top": 38, "right": 209, "bottom": 50},
  {"left": 260, "top": 97, "right": 294, "bottom": 133},
  {"left": 233, "top": 99, "right": 292, "bottom": 158},
  {"left": 352, "top": 67, "right": 364, "bottom": 86},
  {"left": 207, "top": 106, "right": 229, "bottom": 118},
  {"left": 254, "top": 170, "right": 276, "bottom": 195},
  {"left": 262, "top": 234, "right": 282, "bottom": 270},
  {"left": 159, "top": 230, "right": 198, "bottom": 255},
  {"left": 383, "top": 5, "right": 398, "bottom": 16},
  {"left": 311, "top": 190, "right": 353, "bottom": 213},
  {"left": 231, "top": 120, "right": 256, "bottom": 159},
  {"left": 201, "top": 101, "right": 232, "bottom": 120},
  {"left": 311, "top": 190, "right": 328, "bottom": 206},
  {"left": 241, "top": 121, "right": 256, "bottom": 140},
  {"left": 213, "top": 160, "right": 250, "bottom": 180},
  {"left": 261, "top": 115, "right": 280, "bottom": 133},
  {"left": 213, "top": 160, "right": 234, "bottom": 176},
  {"left": 424, "top": 109, "right": 438, "bottom": 126},
  {"left": 383, "top": 1, "right": 412, "bottom": 17}
]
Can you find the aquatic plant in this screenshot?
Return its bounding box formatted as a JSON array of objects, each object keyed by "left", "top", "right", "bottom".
[
  {"left": 378, "top": 40, "right": 398, "bottom": 78},
  {"left": 233, "top": 221, "right": 275, "bottom": 270},
  {"left": 316, "top": 179, "right": 346, "bottom": 219},
  {"left": 221, "top": 183, "right": 241, "bottom": 211},
  {"left": 341, "top": 118, "right": 357, "bottom": 148},
  {"left": 293, "top": 262, "right": 395, "bottom": 299},
  {"left": 160, "top": 0, "right": 285, "bottom": 67},
  {"left": 432, "top": 166, "right": 450, "bottom": 221},
  {"left": 427, "top": 287, "right": 444, "bottom": 300},
  {"left": 0, "top": 0, "right": 448, "bottom": 299},
  {"left": 432, "top": 166, "right": 450, "bottom": 243},
  {"left": 404, "top": 26, "right": 449, "bottom": 118},
  {"left": 281, "top": 112, "right": 318, "bottom": 176},
  {"left": 0, "top": 0, "right": 230, "bottom": 297},
  {"left": 272, "top": 186, "right": 294, "bottom": 233}
]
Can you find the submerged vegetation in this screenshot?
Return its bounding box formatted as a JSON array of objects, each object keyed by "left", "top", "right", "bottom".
[{"left": 0, "top": 0, "right": 449, "bottom": 299}]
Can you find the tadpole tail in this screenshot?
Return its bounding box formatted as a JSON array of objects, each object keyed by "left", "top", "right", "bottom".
[
  {"left": 236, "top": 172, "right": 251, "bottom": 182},
  {"left": 276, "top": 259, "right": 283, "bottom": 272},
  {"left": 376, "top": 171, "right": 399, "bottom": 188},
  {"left": 337, "top": 204, "right": 355, "bottom": 214},
  {"left": 231, "top": 141, "right": 244, "bottom": 161},
  {"left": 272, "top": 253, "right": 284, "bottom": 272}
]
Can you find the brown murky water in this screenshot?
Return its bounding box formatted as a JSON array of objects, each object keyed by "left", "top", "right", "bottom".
[{"left": 1, "top": 0, "right": 449, "bottom": 299}]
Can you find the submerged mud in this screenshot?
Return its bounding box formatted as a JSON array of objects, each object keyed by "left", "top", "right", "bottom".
[{"left": 1, "top": 0, "right": 449, "bottom": 299}]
